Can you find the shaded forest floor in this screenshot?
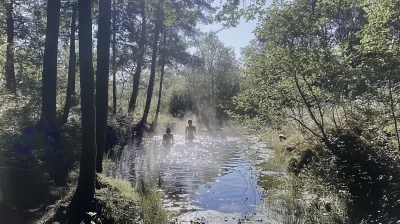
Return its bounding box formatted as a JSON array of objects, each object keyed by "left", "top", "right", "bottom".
[
  {"left": 0, "top": 111, "right": 172, "bottom": 224},
  {"left": 37, "top": 166, "right": 168, "bottom": 224},
  {"left": 1, "top": 158, "right": 168, "bottom": 224}
]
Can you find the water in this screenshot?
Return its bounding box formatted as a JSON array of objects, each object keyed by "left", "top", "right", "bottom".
[{"left": 110, "top": 134, "right": 279, "bottom": 223}]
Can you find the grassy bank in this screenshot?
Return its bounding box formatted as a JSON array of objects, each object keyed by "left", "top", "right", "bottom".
[
  {"left": 254, "top": 117, "right": 400, "bottom": 223},
  {"left": 257, "top": 126, "right": 348, "bottom": 224},
  {"left": 39, "top": 163, "right": 169, "bottom": 224},
  {"left": 0, "top": 101, "right": 174, "bottom": 224}
]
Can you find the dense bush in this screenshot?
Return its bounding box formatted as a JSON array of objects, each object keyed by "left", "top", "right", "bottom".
[
  {"left": 0, "top": 103, "right": 82, "bottom": 222},
  {"left": 289, "top": 128, "right": 400, "bottom": 223},
  {"left": 167, "top": 86, "right": 193, "bottom": 117}
]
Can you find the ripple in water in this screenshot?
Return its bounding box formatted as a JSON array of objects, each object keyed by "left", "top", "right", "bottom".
[{"left": 112, "top": 135, "right": 274, "bottom": 223}]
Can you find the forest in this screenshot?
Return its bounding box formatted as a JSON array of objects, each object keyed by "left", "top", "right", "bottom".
[{"left": 0, "top": 0, "right": 400, "bottom": 223}]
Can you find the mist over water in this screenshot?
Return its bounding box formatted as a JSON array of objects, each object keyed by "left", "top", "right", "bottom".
[{"left": 109, "top": 130, "right": 280, "bottom": 223}]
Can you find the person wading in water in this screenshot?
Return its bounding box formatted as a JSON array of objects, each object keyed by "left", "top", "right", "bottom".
[
  {"left": 163, "top": 128, "right": 174, "bottom": 145},
  {"left": 185, "top": 120, "right": 196, "bottom": 143}
]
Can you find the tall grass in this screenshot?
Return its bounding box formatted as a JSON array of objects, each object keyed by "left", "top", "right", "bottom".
[
  {"left": 97, "top": 174, "right": 169, "bottom": 224},
  {"left": 257, "top": 125, "right": 347, "bottom": 224},
  {"left": 101, "top": 159, "right": 169, "bottom": 224},
  {"left": 37, "top": 159, "right": 169, "bottom": 224}
]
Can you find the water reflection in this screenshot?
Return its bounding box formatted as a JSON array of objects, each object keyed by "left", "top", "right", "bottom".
[{"left": 111, "top": 135, "right": 267, "bottom": 220}]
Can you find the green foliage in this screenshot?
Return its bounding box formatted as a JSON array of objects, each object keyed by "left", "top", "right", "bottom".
[
  {"left": 289, "top": 129, "right": 400, "bottom": 223},
  {"left": 140, "top": 188, "right": 169, "bottom": 224},
  {"left": 153, "top": 32, "right": 241, "bottom": 125},
  {"left": 229, "top": 0, "right": 400, "bottom": 222},
  {"left": 96, "top": 174, "right": 141, "bottom": 224},
  {"left": 167, "top": 80, "right": 193, "bottom": 116},
  {"left": 0, "top": 99, "right": 81, "bottom": 222},
  {"left": 96, "top": 175, "right": 169, "bottom": 224},
  {"left": 189, "top": 32, "right": 240, "bottom": 122},
  {"left": 258, "top": 126, "right": 348, "bottom": 224},
  {"left": 0, "top": 0, "right": 239, "bottom": 222}
]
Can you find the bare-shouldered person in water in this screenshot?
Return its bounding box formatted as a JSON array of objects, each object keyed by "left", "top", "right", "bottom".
[
  {"left": 185, "top": 120, "right": 196, "bottom": 142},
  {"left": 163, "top": 128, "right": 174, "bottom": 145}
]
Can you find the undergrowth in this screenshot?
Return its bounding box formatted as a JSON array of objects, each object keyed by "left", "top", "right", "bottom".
[
  {"left": 256, "top": 125, "right": 348, "bottom": 224},
  {"left": 41, "top": 167, "right": 169, "bottom": 224},
  {"left": 255, "top": 118, "right": 400, "bottom": 223},
  {"left": 0, "top": 92, "right": 170, "bottom": 224}
]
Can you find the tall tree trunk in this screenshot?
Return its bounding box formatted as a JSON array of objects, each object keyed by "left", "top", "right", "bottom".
[
  {"left": 5, "top": 0, "right": 16, "bottom": 94},
  {"left": 139, "top": 10, "right": 162, "bottom": 138},
  {"left": 154, "top": 29, "right": 167, "bottom": 131},
  {"left": 128, "top": 0, "right": 146, "bottom": 113},
  {"left": 95, "top": 0, "right": 112, "bottom": 174},
  {"left": 40, "top": 0, "right": 63, "bottom": 186},
  {"left": 68, "top": 0, "right": 97, "bottom": 220},
  {"left": 389, "top": 78, "right": 400, "bottom": 151},
  {"left": 112, "top": 0, "right": 117, "bottom": 115},
  {"left": 61, "top": 2, "right": 77, "bottom": 125},
  {"left": 211, "top": 72, "right": 214, "bottom": 102},
  {"left": 41, "top": 0, "right": 61, "bottom": 123}
]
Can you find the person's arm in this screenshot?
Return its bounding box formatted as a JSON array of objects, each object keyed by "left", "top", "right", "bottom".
[
  {"left": 185, "top": 127, "right": 188, "bottom": 139},
  {"left": 194, "top": 126, "right": 197, "bottom": 135}
]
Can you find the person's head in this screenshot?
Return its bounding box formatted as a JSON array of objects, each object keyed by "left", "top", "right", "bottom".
[
  {"left": 166, "top": 128, "right": 171, "bottom": 134},
  {"left": 188, "top": 120, "right": 192, "bottom": 125}
]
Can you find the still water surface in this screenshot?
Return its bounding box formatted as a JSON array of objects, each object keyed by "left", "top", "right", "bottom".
[{"left": 110, "top": 134, "right": 279, "bottom": 223}]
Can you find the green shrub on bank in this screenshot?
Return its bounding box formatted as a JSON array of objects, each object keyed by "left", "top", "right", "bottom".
[
  {"left": 0, "top": 117, "right": 81, "bottom": 221},
  {"left": 253, "top": 121, "right": 400, "bottom": 223},
  {"left": 96, "top": 174, "right": 141, "bottom": 223},
  {"left": 257, "top": 126, "right": 347, "bottom": 223},
  {"left": 288, "top": 128, "right": 400, "bottom": 223},
  {"left": 168, "top": 86, "right": 194, "bottom": 117},
  {"left": 40, "top": 171, "right": 169, "bottom": 224}
]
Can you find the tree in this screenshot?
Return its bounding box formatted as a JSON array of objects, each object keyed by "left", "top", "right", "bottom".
[
  {"left": 138, "top": 0, "right": 163, "bottom": 137},
  {"left": 95, "top": 0, "right": 112, "bottom": 173},
  {"left": 4, "top": 0, "right": 16, "bottom": 94},
  {"left": 111, "top": 0, "right": 117, "bottom": 115},
  {"left": 196, "top": 33, "right": 219, "bottom": 102},
  {"left": 10, "top": 0, "right": 47, "bottom": 86},
  {"left": 358, "top": 0, "right": 400, "bottom": 150},
  {"left": 61, "top": 2, "right": 77, "bottom": 125},
  {"left": 230, "top": 0, "right": 341, "bottom": 140},
  {"left": 128, "top": 0, "right": 147, "bottom": 113},
  {"left": 68, "top": 0, "right": 97, "bottom": 220},
  {"left": 41, "top": 0, "right": 61, "bottom": 123},
  {"left": 230, "top": 1, "right": 400, "bottom": 221},
  {"left": 190, "top": 32, "right": 239, "bottom": 124},
  {"left": 128, "top": 0, "right": 215, "bottom": 115},
  {"left": 153, "top": 28, "right": 167, "bottom": 129}
]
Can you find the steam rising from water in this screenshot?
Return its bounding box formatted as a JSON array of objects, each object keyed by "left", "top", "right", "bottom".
[{"left": 110, "top": 133, "right": 278, "bottom": 223}]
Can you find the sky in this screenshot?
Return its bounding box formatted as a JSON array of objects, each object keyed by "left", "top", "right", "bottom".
[
  {"left": 197, "top": 18, "right": 259, "bottom": 59},
  {"left": 195, "top": 0, "right": 273, "bottom": 59}
]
